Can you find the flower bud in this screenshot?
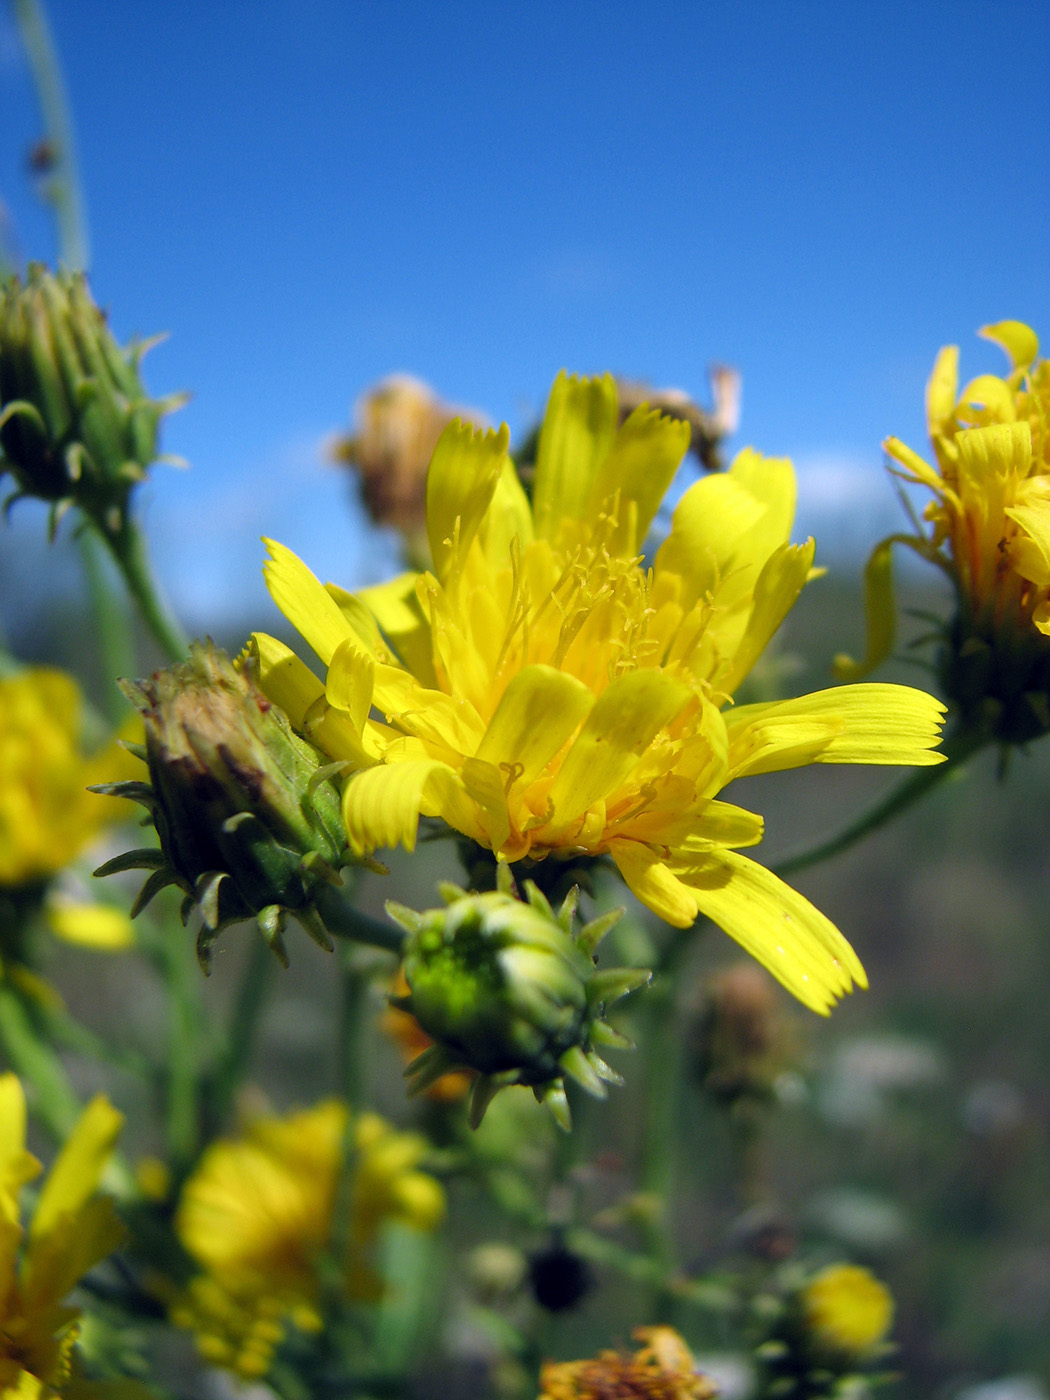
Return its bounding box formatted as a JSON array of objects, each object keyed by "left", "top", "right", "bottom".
[
  {"left": 0, "top": 264, "right": 184, "bottom": 534},
  {"left": 93, "top": 642, "right": 350, "bottom": 969},
  {"left": 386, "top": 867, "right": 649, "bottom": 1129}
]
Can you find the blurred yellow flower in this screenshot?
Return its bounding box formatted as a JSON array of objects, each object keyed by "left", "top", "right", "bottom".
[
  {"left": 172, "top": 1100, "right": 444, "bottom": 1378},
  {"left": 839, "top": 322, "right": 1050, "bottom": 745},
  {"left": 0, "top": 668, "right": 137, "bottom": 951},
  {"left": 254, "top": 373, "right": 945, "bottom": 1013},
  {"left": 801, "top": 1263, "right": 893, "bottom": 1358},
  {"left": 539, "top": 1326, "right": 715, "bottom": 1400},
  {"left": 0, "top": 1073, "right": 140, "bottom": 1399}
]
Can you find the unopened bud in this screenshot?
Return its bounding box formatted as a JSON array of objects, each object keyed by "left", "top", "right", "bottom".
[
  {"left": 0, "top": 264, "right": 184, "bottom": 536},
  {"left": 93, "top": 642, "right": 350, "bottom": 969},
  {"left": 387, "top": 866, "right": 649, "bottom": 1129}
]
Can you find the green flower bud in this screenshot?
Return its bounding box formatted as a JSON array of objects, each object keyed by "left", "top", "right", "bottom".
[
  {"left": 93, "top": 642, "right": 351, "bottom": 969},
  {"left": 387, "top": 867, "right": 650, "bottom": 1129},
  {"left": 0, "top": 264, "right": 184, "bottom": 535}
]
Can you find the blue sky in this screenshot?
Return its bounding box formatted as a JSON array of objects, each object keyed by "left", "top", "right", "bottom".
[{"left": 1, "top": 0, "right": 1048, "bottom": 632}]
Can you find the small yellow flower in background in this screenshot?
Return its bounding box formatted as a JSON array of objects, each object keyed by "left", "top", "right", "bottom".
[
  {"left": 0, "top": 667, "right": 137, "bottom": 955},
  {"left": 801, "top": 1263, "right": 894, "bottom": 1360},
  {"left": 255, "top": 372, "right": 945, "bottom": 1013},
  {"left": 172, "top": 1100, "right": 444, "bottom": 1379},
  {"left": 838, "top": 322, "right": 1050, "bottom": 746},
  {"left": 0, "top": 1073, "right": 141, "bottom": 1399},
  {"left": 539, "top": 1326, "right": 716, "bottom": 1400}
]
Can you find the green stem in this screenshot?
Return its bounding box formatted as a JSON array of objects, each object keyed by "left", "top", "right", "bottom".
[
  {"left": 139, "top": 920, "right": 202, "bottom": 1174},
  {"left": 0, "top": 983, "right": 82, "bottom": 1139},
  {"left": 102, "top": 514, "right": 188, "bottom": 663},
  {"left": 0, "top": 985, "right": 136, "bottom": 1195},
  {"left": 639, "top": 968, "right": 683, "bottom": 1320},
  {"left": 771, "top": 728, "right": 988, "bottom": 878},
  {"left": 201, "top": 935, "right": 272, "bottom": 1140},
  {"left": 78, "top": 529, "right": 136, "bottom": 719},
  {"left": 12, "top": 0, "right": 89, "bottom": 269},
  {"left": 315, "top": 884, "right": 406, "bottom": 956},
  {"left": 337, "top": 946, "right": 370, "bottom": 1108}
]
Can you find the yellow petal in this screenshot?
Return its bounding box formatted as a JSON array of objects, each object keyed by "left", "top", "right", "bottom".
[
  {"left": 22, "top": 1192, "right": 125, "bottom": 1313},
  {"left": 45, "top": 900, "right": 135, "bottom": 950},
  {"left": 547, "top": 670, "right": 691, "bottom": 824},
  {"left": 955, "top": 374, "right": 1016, "bottom": 427},
  {"left": 831, "top": 536, "right": 898, "bottom": 681},
  {"left": 370, "top": 662, "right": 485, "bottom": 755},
  {"left": 357, "top": 572, "right": 438, "bottom": 685},
  {"left": 532, "top": 372, "right": 618, "bottom": 542},
  {"left": 0, "top": 1074, "right": 40, "bottom": 1221},
  {"left": 248, "top": 632, "right": 322, "bottom": 728},
  {"left": 654, "top": 448, "right": 796, "bottom": 614},
  {"left": 475, "top": 664, "right": 594, "bottom": 786},
  {"left": 263, "top": 539, "right": 352, "bottom": 665},
  {"left": 249, "top": 634, "right": 373, "bottom": 765},
  {"left": 925, "top": 345, "right": 959, "bottom": 430},
  {"left": 678, "top": 851, "right": 867, "bottom": 1014},
  {"left": 342, "top": 759, "right": 476, "bottom": 854},
  {"left": 589, "top": 405, "right": 691, "bottom": 553},
  {"left": 979, "top": 320, "right": 1039, "bottom": 371},
  {"left": 427, "top": 420, "right": 510, "bottom": 580},
  {"left": 718, "top": 539, "right": 815, "bottom": 693},
  {"left": 1007, "top": 497, "right": 1050, "bottom": 584},
  {"left": 882, "top": 436, "right": 946, "bottom": 493},
  {"left": 480, "top": 457, "right": 535, "bottom": 558},
  {"left": 726, "top": 683, "right": 946, "bottom": 778},
  {"left": 30, "top": 1094, "right": 123, "bottom": 1243},
  {"left": 326, "top": 638, "right": 376, "bottom": 733},
  {"left": 460, "top": 757, "right": 512, "bottom": 852},
  {"left": 607, "top": 838, "right": 703, "bottom": 927}
]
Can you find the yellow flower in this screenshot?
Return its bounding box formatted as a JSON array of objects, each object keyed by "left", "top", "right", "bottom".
[
  {"left": 839, "top": 322, "right": 1050, "bottom": 745},
  {"left": 253, "top": 373, "right": 945, "bottom": 1013},
  {"left": 0, "top": 1073, "right": 139, "bottom": 1399},
  {"left": 0, "top": 668, "right": 137, "bottom": 952},
  {"left": 539, "top": 1326, "right": 716, "bottom": 1400},
  {"left": 172, "top": 1101, "right": 444, "bottom": 1378},
  {"left": 801, "top": 1263, "right": 894, "bottom": 1359}
]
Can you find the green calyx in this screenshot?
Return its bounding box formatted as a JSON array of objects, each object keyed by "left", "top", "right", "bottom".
[
  {"left": 387, "top": 865, "right": 650, "bottom": 1130},
  {"left": 0, "top": 263, "right": 185, "bottom": 536},
  {"left": 92, "top": 642, "right": 353, "bottom": 970},
  {"left": 940, "top": 597, "right": 1050, "bottom": 748}
]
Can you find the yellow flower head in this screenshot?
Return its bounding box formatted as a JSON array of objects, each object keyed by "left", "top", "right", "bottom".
[
  {"left": 0, "top": 1074, "right": 133, "bottom": 1399},
  {"left": 840, "top": 323, "right": 1050, "bottom": 745},
  {"left": 801, "top": 1263, "right": 894, "bottom": 1359},
  {"left": 539, "top": 1326, "right": 716, "bottom": 1400},
  {"left": 172, "top": 1100, "right": 444, "bottom": 1378},
  {"left": 0, "top": 668, "right": 137, "bottom": 953},
  {"left": 253, "top": 373, "right": 945, "bottom": 1013}
]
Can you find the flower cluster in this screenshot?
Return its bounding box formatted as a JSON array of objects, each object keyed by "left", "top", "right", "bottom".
[
  {"left": 254, "top": 372, "right": 945, "bottom": 1012},
  {"left": 539, "top": 1326, "right": 716, "bottom": 1400},
  {"left": 839, "top": 321, "right": 1050, "bottom": 745},
  {"left": 171, "top": 1099, "right": 445, "bottom": 1379}
]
